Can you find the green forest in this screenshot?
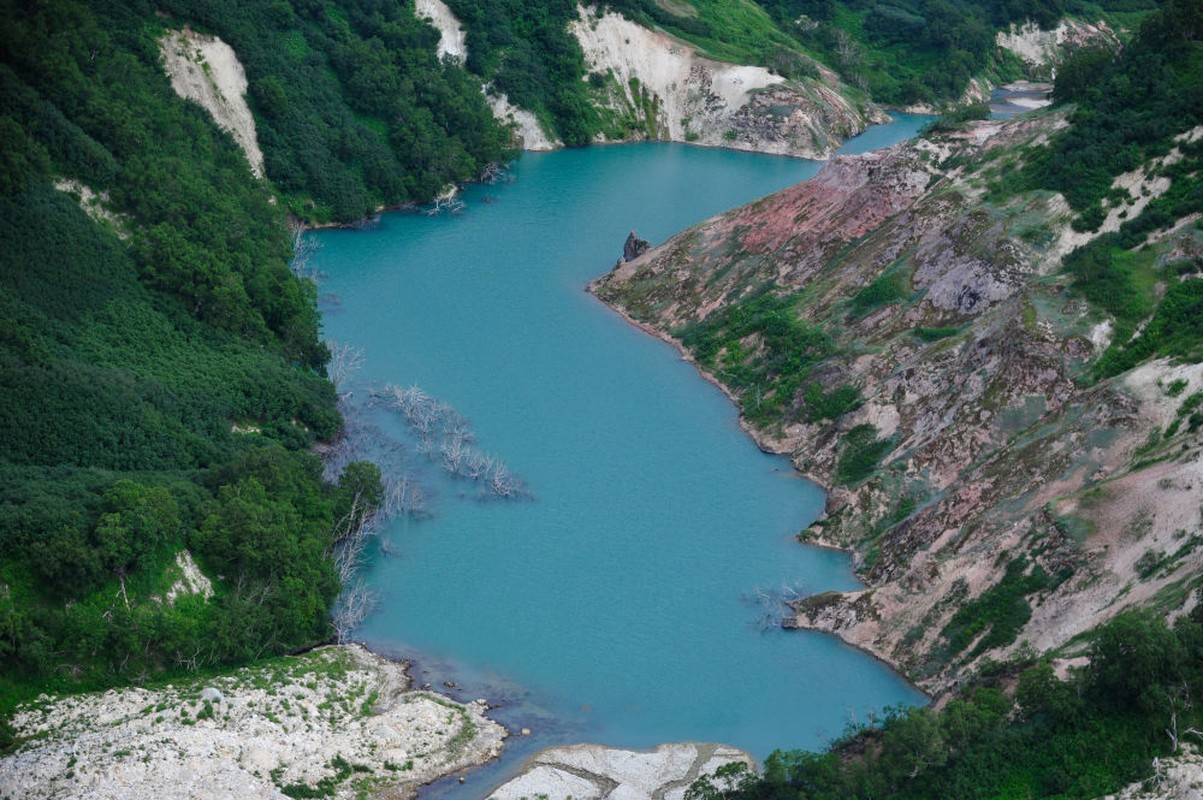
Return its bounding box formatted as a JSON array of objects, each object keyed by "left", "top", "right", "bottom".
[
  {"left": 0, "top": 0, "right": 400, "bottom": 714},
  {"left": 754, "top": 0, "right": 1160, "bottom": 105}
]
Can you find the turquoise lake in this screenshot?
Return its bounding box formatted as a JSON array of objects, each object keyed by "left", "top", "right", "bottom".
[{"left": 312, "top": 116, "right": 930, "bottom": 795}]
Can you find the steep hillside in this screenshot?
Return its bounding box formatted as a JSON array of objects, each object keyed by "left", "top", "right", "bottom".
[
  {"left": 758, "top": 0, "right": 1156, "bottom": 108},
  {"left": 420, "top": 0, "right": 884, "bottom": 157},
  {"left": 0, "top": 0, "right": 389, "bottom": 715},
  {"left": 572, "top": 6, "right": 882, "bottom": 157},
  {"left": 592, "top": 2, "right": 1203, "bottom": 695}
]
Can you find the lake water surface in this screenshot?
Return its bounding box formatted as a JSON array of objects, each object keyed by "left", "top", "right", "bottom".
[{"left": 313, "top": 116, "right": 930, "bottom": 795}]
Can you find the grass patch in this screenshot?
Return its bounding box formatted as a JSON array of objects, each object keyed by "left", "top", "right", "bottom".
[
  {"left": 677, "top": 285, "right": 836, "bottom": 426},
  {"left": 835, "top": 424, "right": 893, "bottom": 485},
  {"left": 849, "top": 272, "right": 909, "bottom": 319},
  {"left": 940, "top": 557, "right": 1067, "bottom": 659}
]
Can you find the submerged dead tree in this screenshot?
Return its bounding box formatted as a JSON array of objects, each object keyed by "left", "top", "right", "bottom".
[
  {"left": 748, "top": 582, "right": 808, "bottom": 632},
  {"left": 327, "top": 341, "right": 365, "bottom": 392},
  {"left": 373, "top": 383, "right": 531, "bottom": 500},
  {"left": 289, "top": 220, "right": 324, "bottom": 280},
  {"left": 329, "top": 468, "right": 384, "bottom": 643}
]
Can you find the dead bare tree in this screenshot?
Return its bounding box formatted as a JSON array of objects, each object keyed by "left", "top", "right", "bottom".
[
  {"left": 332, "top": 580, "right": 380, "bottom": 644},
  {"left": 441, "top": 432, "right": 470, "bottom": 475},
  {"left": 1165, "top": 683, "right": 1195, "bottom": 752},
  {"left": 289, "top": 219, "right": 323, "bottom": 279},
  {"left": 425, "top": 193, "right": 466, "bottom": 216},
  {"left": 383, "top": 474, "right": 428, "bottom": 519},
  {"left": 833, "top": 29, "right": 868, "bottom": 88},
  {"left": 748, "top": 581, "right": 808, "bottom": 631},
  {"left": 486, "top": 461, "right": 524, "bottom": 499},
  {"left": 373, "top": 382, "right": 531, "bottom": 500},
  {"left": 327, "top": 341, "right": 365, "bottom": 391},
  {"left": 174, "top": 644, "right": 204, "bottom": 672},
  {"left": 480, "top": 162, "right": 513, "bottom": 184}
]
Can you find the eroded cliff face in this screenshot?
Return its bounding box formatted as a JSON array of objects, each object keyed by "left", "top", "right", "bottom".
[
  {"left": 571, "top": 7, "right": 884, "bottom": 158},
  {"left": 159, "top": 28, "right": 264, "bottom": 178},
  {"left": 418, "top": 0, "right": 881, "bottom": 157},
  {"left": 996, "top": 19, "right": 1120, "bottom": 79},
  {"left": 591, "top": 112, "right": 1203, "bottom": 695}
]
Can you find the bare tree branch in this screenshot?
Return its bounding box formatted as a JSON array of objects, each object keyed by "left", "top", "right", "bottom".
[{"left": 289, "top": 219, "right": 323, "bottom": 279}]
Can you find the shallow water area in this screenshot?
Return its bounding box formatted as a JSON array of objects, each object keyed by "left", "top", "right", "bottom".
[
  {"left": 990, "top": 81, "right": 1054, "bottom": 118},
  {"left": 313, "top": 116, "right": 931, "bottom": 797}
]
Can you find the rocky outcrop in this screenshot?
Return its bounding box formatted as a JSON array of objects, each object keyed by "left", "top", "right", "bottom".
[
  {"left": 414, "top": 0, "right": 561, "bottom": 150},
  {"left": 996, "top": 19, "right": 1120, "bottom": 79},
  {"left": 486, "top": 92, "right": 562, "bottom": 151},
  {"left": 415, "top": 0, "right": 467, "bottom": 60},
  {"left": 416, "top": 1, "right": 881, "bottom": 156},
  {"left": 160, "top": 28, "right": 264, "bottom": 178},
  {"left": 572, "top": 7, "right": 884, "bottom": 158},
  {"left": 487, "top": 742, "right": 755, "bottom": 800},
  {"left": 1100, "top": 745, "right": 1203, "bottom": 800},
  {"left": 53, "top": 178, "right": 130, "bottom": 238},
  {"left": 0, "top": 645, "right": 505, "bottom": 800},
  {"left": 591, "top": 111, "right": 1203, "bottom": 695},
  {"left": 623, "top": 230, "right": 651, "bottom": 262}
]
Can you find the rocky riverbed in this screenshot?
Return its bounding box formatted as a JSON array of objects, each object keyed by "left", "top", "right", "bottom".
[
  {"left": 0, "top": 645, "right": 505, "bottom": 800},
  {"left": 488, "top": 742, "right": 757, "bottom": 800}
]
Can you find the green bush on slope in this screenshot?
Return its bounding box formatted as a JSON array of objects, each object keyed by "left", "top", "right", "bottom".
[
  {"left": 152, "top": 0, "right": 516, "bottom": 221},
  {"left": 701, "top": 609, "right": 1200, "bottom": 800},
  {"left": 0, "top": 0, "right": 385, "bottom": 709}
]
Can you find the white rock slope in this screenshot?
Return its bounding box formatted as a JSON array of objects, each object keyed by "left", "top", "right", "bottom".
[
  {"left": 160, "top": 28, "right": 265, "bottom": 178},
  {"left": 416, "top": 0, "right": 467, "bottom": 60},
  {"left": 0, "top": 645, "right": 505, "bottom": 800},
  {"left": 572, "top": 7, "right": 876, "bottom": 158},
  {"left": 996, "top": 19, "right": 1119, "bottom": 76},
  {"left": 488, "top": 742, "right": 756, "bottom": 800},
  {"left": 415, "top": 0, "right": 560, "bottom": 150},
  {"left": 415, "top": 1, "right": 876, "bottom": 156}
]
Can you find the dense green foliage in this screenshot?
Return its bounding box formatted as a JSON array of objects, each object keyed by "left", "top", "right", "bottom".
[
  {"left": 848, "top": 271, "right": 910, "bottom": 317},
  {"left": 834, "top": 423, "right": 893, "bottom": 484},
  {"left": 677, "top": 287, "right": 837, "bottom": 426},
  {"left": 1020, "top": 0, "right": 1203, "bottom": 378},
  {"left": 153, "top": 0, "right": 515, "bottom": 221},
  {"left": 939, "top": 557, "right": 1066, "bottom": 659},
  {"left": 443, "top": 0, "right": 600, "bottom": 145},
  {"left": 0, "top": 5, "right": 324, "bottom": 357},
  {"left": 758, "top": 0, "right": 1022, "bottom": 105},
  {"left": 0, "top": 0, "right": 385, "bottom": 709},
  {"left": 694, "top": 609, "right": 1203, "bottom": 800},
  {"left": 1023, "top": 0, "right": 1203, "bottom": 224},
  {"left": 753, "top": 0, "right": 1158, "bottom": 106},
  {"left": 605, "top": 0, "right": 811, "bottom": 70}
]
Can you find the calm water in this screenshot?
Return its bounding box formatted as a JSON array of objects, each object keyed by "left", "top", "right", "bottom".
[{"left": 313, "top": 116, "right": 930, "bottom": 795}]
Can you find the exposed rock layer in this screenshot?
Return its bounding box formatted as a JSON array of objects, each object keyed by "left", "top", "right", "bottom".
[
  {"left": 159, "top": 28, "right": 264, "bottom": 178},
  {"left": 0, "top": 645, "right": 505, "bottom": 800},
  {"left": 488, "top": 742, "right": 755, "bottom": 800},
  {"left": 417, "top": 1, "right": 880, "bottom": 156},
  {"left": 996, "top": 19, "right": 1120, "bottom": 78},
  {"left": 591, "top": 111, "right": 1203, "bottom": 695},
  {"left": 571, "top": 7, "right": 883, "bottom": 158}
]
